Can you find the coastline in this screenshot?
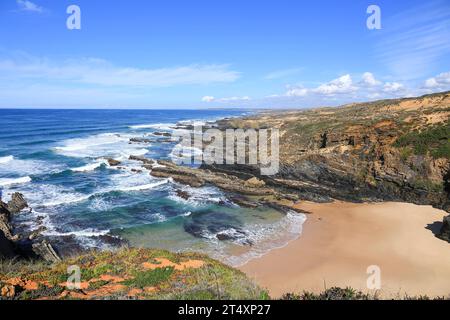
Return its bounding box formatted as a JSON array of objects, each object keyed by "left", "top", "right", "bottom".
[{"left": 239, "top": 201, "right": 450, "bottom": 299}]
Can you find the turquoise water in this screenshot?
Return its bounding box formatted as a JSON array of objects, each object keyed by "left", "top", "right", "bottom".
[{"left": 0, "top": 109, "right": 305, "bottom": 266}]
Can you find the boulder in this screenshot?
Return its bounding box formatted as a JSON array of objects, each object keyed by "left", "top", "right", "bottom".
[
  {"left": 7, "top": 193, "right": 28, "bottom": 214},
  {"left": 176, "top": 190, "right": 191, "bottom": 200},
  {"left": 106, "top": 158, "right": 121, "bottom": 166},
  {"left": 437, "top": 215, "right": 450, "bottom": 243},
  {"left": 244, "top": 177, "right": 266, "bottom": 188},
  {"left": 32, "top": 240, "right": 61, "bottom": 263}
]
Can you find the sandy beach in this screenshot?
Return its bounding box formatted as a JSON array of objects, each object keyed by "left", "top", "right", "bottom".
[{"left": 239, "top": 201, "right": 450, "bottom": 299}]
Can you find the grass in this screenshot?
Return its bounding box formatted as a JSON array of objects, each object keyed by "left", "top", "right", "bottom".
[
  {"left": 281, "top": 287, "right": 374, "bottom": 300},
  {"left": 123, "top": 267, "right": 174, "bottom": 289}
]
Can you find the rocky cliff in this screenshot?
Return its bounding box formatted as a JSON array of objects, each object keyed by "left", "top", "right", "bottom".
[{"left": 216, "top": 92, "right": 449, "bottom": 210}]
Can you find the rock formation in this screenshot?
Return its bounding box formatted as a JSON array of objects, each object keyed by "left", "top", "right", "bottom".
[
  {"left": 32, "top": 240, "right": 61, "bottom": 263},
  {"left": 437, "top": 215, "right": 450, "bottom": 243},
  {"left": 7, "top": 192, "right": 28, "bottom": 214}
]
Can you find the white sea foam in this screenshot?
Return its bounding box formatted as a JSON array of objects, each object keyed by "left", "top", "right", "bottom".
[
  {"left": 71, "top": 160, "right": 107, "bottom": 172},
  {"left": 54, "top": 133, "right": 148, "bottom": 159},
  {"left": 223, "top": 211, "right": 307, "bottom": 267},
  {"left": 42, "top": 194, "right": 91, "bottom": 207},
  {"left": 169, "top": 145, "right": 203, "bottom": 163},
  {"left": 0, "top": 155, "right": 14, "bottom": 164},
  {"left": 14, "top": 184, "right": 91, "bottom": 208},
  {"left": 44, "top": 228, "right": 110, "bottom": 238},
  {"left": 0, "top": 157, "right": 63, "bottom": 176},
  {"left": 168, "top": 185, "right": 225, "bottom": 207},
  {"left": 153, "top": 212, "right": 168, "bottom": 222},
  {"left": 129, "top": 123, "right": 175, "bottom": 130},
  {"left": 117, "top": 178, "right": 170, "bottom": 192},
  {"left": 0, "top": 176, "right": 32, "bottom": 186}
]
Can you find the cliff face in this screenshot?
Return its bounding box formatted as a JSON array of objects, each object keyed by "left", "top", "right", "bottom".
[{"left": 218, "top": 91, "right": 450, "bottom": 212}]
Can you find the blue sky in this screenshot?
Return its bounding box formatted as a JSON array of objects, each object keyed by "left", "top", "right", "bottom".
[{"left": 0, "top": 0, "right": 449, "bottom": 108}]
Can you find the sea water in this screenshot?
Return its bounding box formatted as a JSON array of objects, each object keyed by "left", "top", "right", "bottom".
[{"left": 0, "top": 109, "right": 306, "bottom": 266}]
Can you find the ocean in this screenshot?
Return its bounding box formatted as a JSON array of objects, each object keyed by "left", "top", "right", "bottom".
[{"left": 0, "top": 109, "right": 306, "bottom": 266}]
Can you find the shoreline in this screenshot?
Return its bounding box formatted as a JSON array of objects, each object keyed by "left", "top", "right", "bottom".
[{"left": 239, "top": 201, "right": 450, "bottom": 299}]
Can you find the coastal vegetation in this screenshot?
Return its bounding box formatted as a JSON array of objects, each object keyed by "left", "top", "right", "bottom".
[{"left": 0, "top": 248, "right": 268, "bottom": 300}]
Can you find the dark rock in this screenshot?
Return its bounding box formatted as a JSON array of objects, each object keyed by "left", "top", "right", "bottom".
[
  {"left": 0, "top": 230, "right": 16, "bottom": 259},
  {"left": 216, "top": 233, "right": 234, "bottom": 241},
  {"left": 32, "top": 240, "right": 61, "bottom": 263},
  {"left": 153, "top": 131, "right": 171, "bottom": 137},
  {"left": 156, "top": 138, "right": 173, "bottom": 143},
  {"left": 230, "top": 195, "right": 259, "bottom": 208},
  {"left": 130, "top": 137, "right": 152, "bottom": 144},
  {"left": 129, "top": 155, "right": 154, "bottom": 165},
  {"left": 176, "top": 190, "right": 191, "bottom": 200},
  {"left": 106, "top": 158, "right": 121, "bottom": 166},
  {"left": 7, "top": 193, "right": 28, "bottom": 214},
  {"left": 437, "top": 215, "right": 450, "bottom": 243},
  {"left": 183, "top": 211, "right": 252, "bottom": 245},
  {"left": 0, "top": 202, "right": 13, "bottom": 240}
]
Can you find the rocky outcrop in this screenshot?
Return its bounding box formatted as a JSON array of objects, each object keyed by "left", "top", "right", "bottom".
[
  {"left": 437, "top": 216, "right": 450, "bottom": 243},
  {"left": 107, "top": 158, "right": 121, "bottom": 166},
  {"left": 0, "top": 202, "right": 13, "bottom": 240},
  {"left": 7, "top": 193, "right": 28, "bottom": 214},
  {"left": 129, "top": 137, "right": 152, "bottom": 144},
  {"left": 32, "top": 240, "right": 61, "bottom": 263},
  {"left": 0, "top": 195, "right": 62, "bottom": 262},
  {"left": 244, "top": 177, "right": 266, "bottom": 188},
  {"left": 150, "top": 160, "right": 276, "bottom": 196},
  {"left": 0, "top": 230, "right": 15, "bottom": 259},
  {"left": 176, "top": 190, "right": 191, "bottom": 200},
  {"left": 153, "top": 131, "right": 171, "bottom": 137},
  {"left": 129, "top": 155, "right": 154, "bottom": 165},
  {"left": 211, "top": 91, "right": 450, "bottom": 212}
]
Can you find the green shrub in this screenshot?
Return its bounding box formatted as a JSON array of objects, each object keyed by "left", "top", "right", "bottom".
[
  {"left": 123, "top": 267, "right": 174, "bottom": 288},
  {"left": 394, "top": 123, "right": 450, "bottom": 159},
  {"left": 281, "top": 287, "right": 373, "bottom": 300}
]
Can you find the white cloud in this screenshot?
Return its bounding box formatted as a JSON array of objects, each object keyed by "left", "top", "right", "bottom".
[
  {"left": 424, "top": 71, "right": 450, "bottom": 89},
  {"left": 0, "top": 56, "right": 240, "bottom": 87},
  {"left": 286, "top": 86, "right": 308, "bottom": 97},
  {"left": 16, "top": 0, "right": 44, "bottom": 13},
  {"left": 265, "top": 72, "right": 419, "bottom": 107},
  {"left": 313, "top": 74, "right": 356, "bottom": 95},
  {"left": 201, "top": 95, "right": 251, "bottom": 103},
  {"left": 201, "top": 96, "right": 215, "bottom": 102},
  {"left": 361, "top": 72, "right": 382, "bottom": 87},
  {"left": 383, "top": 82, "right": 404, "bottom": 93},
  {"left": 219, "top": 96, "right": 250, "bottom": 102}
]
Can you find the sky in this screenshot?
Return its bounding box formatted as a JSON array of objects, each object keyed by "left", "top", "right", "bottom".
[{"left": 0, "top": 0, "right": 449, "bottom": 109}]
